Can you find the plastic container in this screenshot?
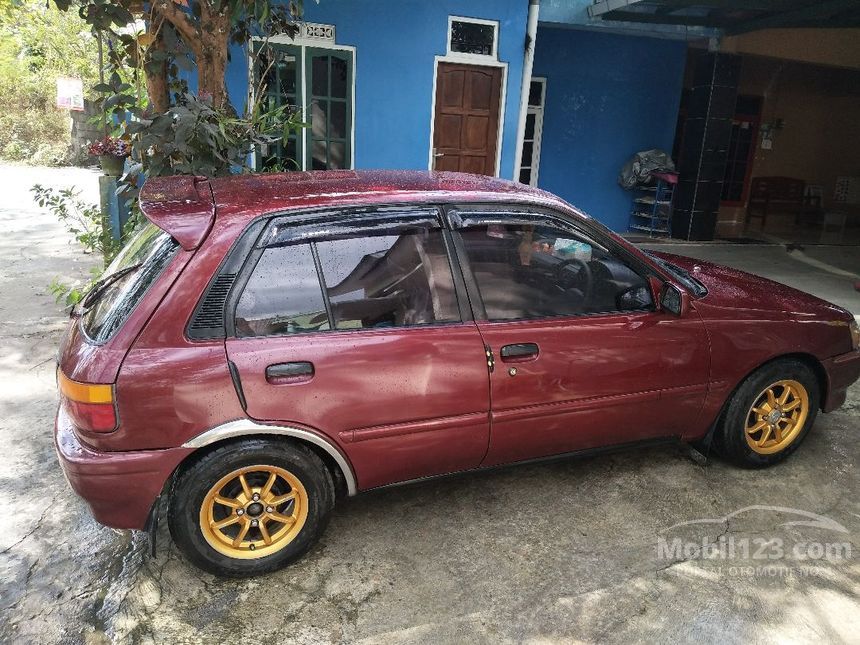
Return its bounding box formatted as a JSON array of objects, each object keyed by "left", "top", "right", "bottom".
[{"left": 553, "top": 238, "right": 592, "bottom": 262}]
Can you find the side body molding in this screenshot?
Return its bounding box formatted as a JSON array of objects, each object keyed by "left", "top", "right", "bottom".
[{"left": 182, "top": 420, "right": 358, "bottom": 496}]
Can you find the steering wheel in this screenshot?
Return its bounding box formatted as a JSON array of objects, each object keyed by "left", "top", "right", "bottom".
[{"left": 554, "top": 258, "right": 593, "bottom": 307}]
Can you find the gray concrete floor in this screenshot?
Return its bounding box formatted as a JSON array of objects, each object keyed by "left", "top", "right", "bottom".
[
  {"left": 1, "top": 165, "right": 859, "bottom": 644},
  {"left": 798, "top": 245, "right": 860, "bottom": 281},
  {"left": 745, "top": 211, "right": 860, "bottom": 247}
]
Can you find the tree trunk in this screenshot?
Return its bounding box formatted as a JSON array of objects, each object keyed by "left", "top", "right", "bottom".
[
  {"left": 144, "top": 25, "right": 170, "bottom": 114},
  {"left": 150, "top": 1, "right": 233, "bottom": 113},
  {"left": 197, "top": 7, "right": 231, "bottom": 112}
]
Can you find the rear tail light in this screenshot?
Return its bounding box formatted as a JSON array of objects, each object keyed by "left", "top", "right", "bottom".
[{"left": 57, "top": 369, "right": 117, "bottom": 433}]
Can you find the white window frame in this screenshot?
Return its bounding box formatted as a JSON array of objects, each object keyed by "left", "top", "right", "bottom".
[
  {"left": 248, "top": 33, "right": 356, "bottom": 171},
  {"left": 446, "top": 16, "right": 499, "bottom": 62},
  {"left": 519, "top": 77, "right": 546, "bottom": 187}
]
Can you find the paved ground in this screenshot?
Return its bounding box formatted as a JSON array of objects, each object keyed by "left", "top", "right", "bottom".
[
  {"left": 1, "top": 165, "right": 859, "bottom": 644},
  {"left": 798, "top": 245, "right": 860, "bottom": 280}
]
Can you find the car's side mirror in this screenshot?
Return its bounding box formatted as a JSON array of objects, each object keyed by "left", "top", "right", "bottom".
[{"left": 660, "top": 282, "right": 689, "bottom": 317}]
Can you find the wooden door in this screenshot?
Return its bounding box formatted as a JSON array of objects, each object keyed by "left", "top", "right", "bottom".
[{"left": 432, "top": 63, "right": 502, "bottom": 175}]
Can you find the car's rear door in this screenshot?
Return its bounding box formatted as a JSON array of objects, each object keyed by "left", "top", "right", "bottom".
[
  {"left": 224, "top": 208, "right": 490, "bottom": 489},
  {"left": 448, "top": 207, "right": 710, "bottom": 466}
]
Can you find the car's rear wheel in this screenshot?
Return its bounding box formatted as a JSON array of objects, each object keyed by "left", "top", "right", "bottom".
[
  {"left": 717, "top": 359, "right": 819, "bottom": 468},
  {"left": 169, "top": 438, "right": 334, "bottom": 576}
]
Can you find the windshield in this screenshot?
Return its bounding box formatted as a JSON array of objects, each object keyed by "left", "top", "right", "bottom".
[
  {"left": 81, "top": 223, "right": 179, "bottom": 343},
  {"left": 645, "top": 251, "right": 708, "bottom": 298}
]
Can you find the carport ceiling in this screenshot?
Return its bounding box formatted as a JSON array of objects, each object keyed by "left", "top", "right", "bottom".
[{"left": 587, "top": 0, "right": 860, "bottom": 34}]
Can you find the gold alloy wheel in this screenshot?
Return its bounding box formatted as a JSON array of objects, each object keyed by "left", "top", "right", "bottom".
[
  {"left": 745, "top": 379, "right": 809, "bottom": 455},
  {"left": 199, "top": 465, "right": 309, "bottom": 559}
]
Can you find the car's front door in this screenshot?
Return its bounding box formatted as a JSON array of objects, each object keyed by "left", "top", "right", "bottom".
[
  {"left": 449, "top": 208, "right": 710, "bottom": 467},
  {"left": 224, "top": 208, "right": 490, "bottom": 489}
]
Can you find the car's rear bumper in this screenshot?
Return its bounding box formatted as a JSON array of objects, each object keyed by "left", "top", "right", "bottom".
[
  {"left": 54, "top": 406, "right": 192, "bottom": 530},
  {"left": 822, "top": 349, "right": 860, "bottom": 413}
]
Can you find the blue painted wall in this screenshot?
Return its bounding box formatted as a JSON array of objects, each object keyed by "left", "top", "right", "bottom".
[
  {"left": 532, "top": 27, "right": 686, "bottom": 230},
  {"left": 224, "top": 0, "right": 529, "bottom": 177}
]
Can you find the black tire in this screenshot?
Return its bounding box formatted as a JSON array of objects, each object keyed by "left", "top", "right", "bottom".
[
  {"left": 716, "top": 359, "right": 820, "bottom": 468},
  {"left": 168, "top": 438, "right": 335, "bottom": 577}
]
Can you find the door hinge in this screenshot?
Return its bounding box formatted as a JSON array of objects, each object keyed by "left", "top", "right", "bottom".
[{"left": 485, "top": 345, "right": 495, "bottom": 373}]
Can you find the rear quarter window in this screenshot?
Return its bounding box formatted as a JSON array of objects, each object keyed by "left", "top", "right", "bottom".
[{"left": 81, "top": 223, "right": 179, "bottom": 343}]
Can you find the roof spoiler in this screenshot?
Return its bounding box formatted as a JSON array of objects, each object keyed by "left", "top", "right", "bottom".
[{"left": 139, "top": 176, "right": 215, "bottom": 250}]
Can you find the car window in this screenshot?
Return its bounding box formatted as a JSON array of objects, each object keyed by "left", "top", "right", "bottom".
[
  {"left": 81, "top": 223, "right": 179, "bottom": 343},
  {"left": 235, "top": 244, "right": 330, "bottom": 337},
  {"left": 456, "top": 220, "right": 653, "bottom": 321},
  {"left": 234, "top": 220, "right": 460, "bottom": 337},
  {"left": 315, "top": 227, "right": 459, "bottom": 330}
]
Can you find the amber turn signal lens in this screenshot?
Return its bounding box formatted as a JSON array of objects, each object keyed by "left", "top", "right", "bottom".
[
  {"left": 57, "top": 370, "right": 117, "bottom": 433},
  {"left": 850, "top": 319, "right": 860, "bottom": 351}
]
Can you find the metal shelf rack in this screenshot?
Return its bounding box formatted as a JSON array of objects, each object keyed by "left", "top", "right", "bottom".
[{"left": 627, "top": 172, "right": 677, "bottom": 237}]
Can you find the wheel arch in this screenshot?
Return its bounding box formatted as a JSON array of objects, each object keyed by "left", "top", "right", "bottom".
[
  {"left": 718, "top": 351, "right": 828, "bottom": 422},
  {"left": 698, "top": 351, "right": 827, "bottom": 454},
  {"left": 177, "top": 420, "right": 358, "bottom": 497},
  {"left": 751, "top": 352, "right": 828, "bottom": 407}
]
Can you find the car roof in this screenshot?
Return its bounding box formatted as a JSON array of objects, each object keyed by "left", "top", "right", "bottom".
[
  {"left": 140, "top": 170, "right": 581, "bottom": 250},
  {"left": 208, "top": 169, "right": 567, "bottom": 212}
]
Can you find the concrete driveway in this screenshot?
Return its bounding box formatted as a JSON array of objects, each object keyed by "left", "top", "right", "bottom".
[{"left": 1, "top": 165, "right": 858, "bottom": 644}]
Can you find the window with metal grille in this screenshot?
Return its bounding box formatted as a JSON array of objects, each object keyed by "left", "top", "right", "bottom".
[
  {"left": 254, "top": 43, "right": 354, "bottom": 171},
  {"left": 308, "top": 48, "right": 352, "bottom": 170},
  {"left": 255, "top": 44, "right": 301, "bottom": 171},
  {"left": 447, "top": 17, "right": 498, "bottom": 59}
]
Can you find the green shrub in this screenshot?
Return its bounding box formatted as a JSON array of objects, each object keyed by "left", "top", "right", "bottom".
[
  {"left": 0, "top": 1, "right": 97, "bottom": 166},
  {"left": 32, "top": 141, "right": 73, "bottom": 166}
]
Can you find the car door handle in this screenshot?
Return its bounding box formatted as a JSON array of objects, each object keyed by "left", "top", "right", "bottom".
[
  {"left": 265, "top": 361, "right": 314, "bottom": 384},
  {"left": 499, "top": 343, "right": 539, "bottom": 362}
]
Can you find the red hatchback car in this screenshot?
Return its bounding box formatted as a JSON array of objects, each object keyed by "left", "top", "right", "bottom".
[{"left": 56, "top": 170, "right": 860, "bottom": 576}]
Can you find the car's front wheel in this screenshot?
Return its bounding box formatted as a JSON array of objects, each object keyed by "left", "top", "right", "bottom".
[
  {"left": 168, "top": 438, "right": 335, "bottom": 576},
  {"left": 717, "top": 359, "right": 820, "bottom": 468}
]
